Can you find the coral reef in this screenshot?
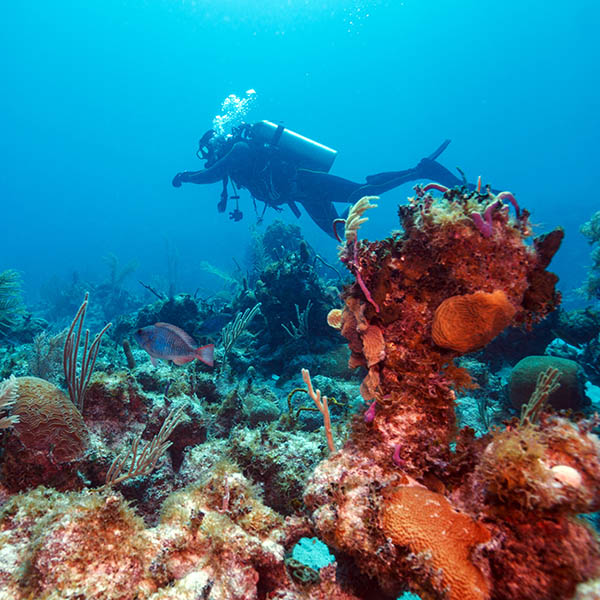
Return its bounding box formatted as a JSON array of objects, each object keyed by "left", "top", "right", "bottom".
[
  {"left": 579, "top": 209, "right": 600, "bottom": 302},
  {"left": 304, "top": 186, "right": 600, "bottom": 599},
  {"left": 1, "top": 191, "right": 600, "bottom": 600},
  {"left": 0, "top": 469, "right": 362, "bottom": 600}
]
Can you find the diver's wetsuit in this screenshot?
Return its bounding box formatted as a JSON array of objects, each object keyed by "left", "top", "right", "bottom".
[{"left": 172, "top": 135, "right": 471, "bottom": 236}]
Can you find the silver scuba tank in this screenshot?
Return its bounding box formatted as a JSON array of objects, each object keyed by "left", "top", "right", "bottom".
[{"left": 250, "top": 120, "right": 338, "bottom": 172}]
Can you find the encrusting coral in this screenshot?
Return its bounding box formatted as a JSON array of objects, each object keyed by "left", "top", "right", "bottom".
[
  {"left": 0, "top": 467, "right": 362, "bottom": 600},
  {"left": 304, "top": 185, "right": 600, "bottom": 599},
  {"left": 381, "top": 482, "right": 491, "bottom": 600}
]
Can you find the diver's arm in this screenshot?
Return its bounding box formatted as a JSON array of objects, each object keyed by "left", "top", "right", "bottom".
[{"left": 172, "top": 142, "right": 252, "bottom": 187}]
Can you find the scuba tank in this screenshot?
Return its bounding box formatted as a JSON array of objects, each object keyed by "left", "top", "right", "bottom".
[{"left": 250, "top": 120, "right": 338, "bottom": 172}]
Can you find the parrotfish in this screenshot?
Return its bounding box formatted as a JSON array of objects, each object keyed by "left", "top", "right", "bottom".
[{"left": 134, "top": 322, "right": 214, "bottom": 367}]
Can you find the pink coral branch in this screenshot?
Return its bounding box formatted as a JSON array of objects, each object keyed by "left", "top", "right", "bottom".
[
  {"left": 332, "top": 218, "right": 345, "bottom": 243},
  {"left": 353, "top": 243, "right": 380, "bottom": 313},
  {"left": 392, "top": 443, "right": 405, "bottom": 468},
  {"left": 497, "top": 191, "right": 521, "bottom": 219},
  {"left": 470, "top": 199, "right": 502, "bottom": 238},
  {"left": 422, "top": 182, "right": 449, "bottom": 194}
]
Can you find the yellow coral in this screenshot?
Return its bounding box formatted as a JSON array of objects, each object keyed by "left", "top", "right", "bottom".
[{"left": 344, "top": 196, "right": 378, "bottom": 242}]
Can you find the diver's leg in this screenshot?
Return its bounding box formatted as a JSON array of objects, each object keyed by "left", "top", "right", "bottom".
[{"left": 296, "top": 169, "right": 362, "bottom": 202}]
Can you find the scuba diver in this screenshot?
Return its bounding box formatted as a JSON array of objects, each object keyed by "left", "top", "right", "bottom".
[{"left": 172, "top": 120, "right": 477, "bottom": 237}]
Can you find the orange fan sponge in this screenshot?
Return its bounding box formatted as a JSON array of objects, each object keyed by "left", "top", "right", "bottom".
[
  {"left": 381, "top": 485, "right": 491, "bottom": 600},
  {"left": 432, "top": 290, "right": 516, "bottom": 353}
]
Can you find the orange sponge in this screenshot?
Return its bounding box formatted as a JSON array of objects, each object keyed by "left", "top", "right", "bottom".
[
  {"left": 381, "top": 485, "right": 490, "bottom": 600},
  {"left": 432, "top": 290, "right": 516, "bottom": 353}
]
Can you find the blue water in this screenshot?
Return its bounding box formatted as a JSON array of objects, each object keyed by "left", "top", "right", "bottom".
[{"left": 1, "top": 0, "right": 598, "bottom": 307}]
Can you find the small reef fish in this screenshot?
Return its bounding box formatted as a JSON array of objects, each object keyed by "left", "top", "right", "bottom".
[{"left": 134, "top": 322, "right": 214, "bottom": 367}]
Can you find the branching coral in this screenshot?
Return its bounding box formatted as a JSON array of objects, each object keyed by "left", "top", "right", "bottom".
[
  {"left": 64, "top": 292, "right": 112, "bottom": 412},
  {"left": 104, "top": 405, "right": 185, "bottom": 488},
  {"left": 341, "top": 196, "right": 378, "bottom": 243}
]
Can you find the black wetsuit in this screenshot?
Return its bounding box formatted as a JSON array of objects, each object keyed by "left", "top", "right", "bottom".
[{"left": 172, "top": 136, "right": 471, "bottom": 236}]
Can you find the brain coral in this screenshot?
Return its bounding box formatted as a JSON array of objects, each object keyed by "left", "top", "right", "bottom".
[
  {"left": 381, "top": 485, "right": 491, "bottom": 600},
  {"left": 10, "top": 376, "right": 88, "bottom": 463},
  {"left": 432, "top": 289, "right": 516, "bottom": 353},
  {"left": 509, "top": 355, "right": 586, "bottom": 411}
]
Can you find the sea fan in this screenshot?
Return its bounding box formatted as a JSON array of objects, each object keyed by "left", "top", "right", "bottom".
[{"left": 0, "top": 269, "right": 24, "bottom": 334}]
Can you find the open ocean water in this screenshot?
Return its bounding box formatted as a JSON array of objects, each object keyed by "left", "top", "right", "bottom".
[{"left": 1, "top": 0, "right": 598, "bottom": 305}]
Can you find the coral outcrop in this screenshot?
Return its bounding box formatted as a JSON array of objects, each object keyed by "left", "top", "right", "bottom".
[
  {"left": 305, "top": 186, "right": 600, "bottom": 599},
  {"left": 0, "top": 468, "right": 362, "bottom": 600}
]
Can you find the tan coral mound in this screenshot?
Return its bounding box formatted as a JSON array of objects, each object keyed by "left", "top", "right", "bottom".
[
  {"left": 381, "top": 485, "right": 491, "bottom": 600},
  {"left": 431, "top": 290, "right": 516, "bottom": 353},
  {"left": 11, "top": 376, "right": 88, "bottom": 462}
]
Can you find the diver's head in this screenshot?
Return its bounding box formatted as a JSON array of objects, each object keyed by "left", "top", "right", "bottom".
[
  {"left": 197, "top": 129, "right": 235, "bottom": 167},
  {"left": 197, "top": 129, "right": 217, "bottom": 162}
]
